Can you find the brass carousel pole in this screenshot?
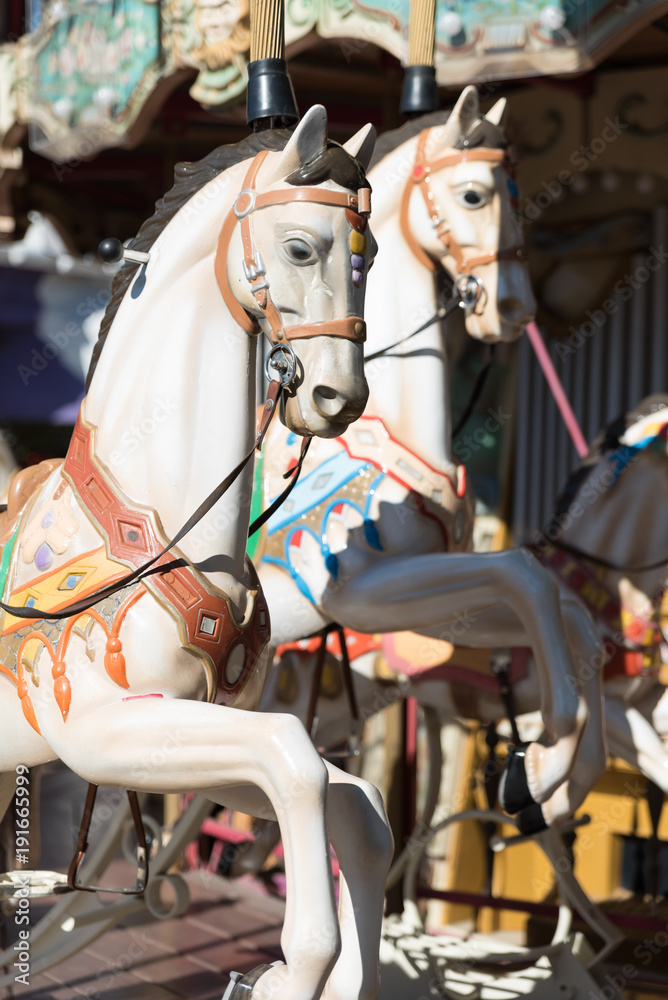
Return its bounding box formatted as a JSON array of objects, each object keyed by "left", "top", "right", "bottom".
[
  {"left": 246, "top": 0, "right": 299, "bottom": 130},
  {"left": 400, "top": 0, "right": 439, "bottom": 117}
]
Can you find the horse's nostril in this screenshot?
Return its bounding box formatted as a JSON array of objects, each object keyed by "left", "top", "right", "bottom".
[{"left": 313, "top": 385, "right": 346, "bottom": 417}]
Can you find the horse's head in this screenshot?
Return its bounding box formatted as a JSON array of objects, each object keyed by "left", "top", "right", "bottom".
[
  {"left": 218, "top": 107, "right": 377, "bottom": 438},
  {"left": 401, "top": 86, "right": 535, "bottom": 343},
  {"left": 546, "top": 398, "right": 668, "bottom": 605}
]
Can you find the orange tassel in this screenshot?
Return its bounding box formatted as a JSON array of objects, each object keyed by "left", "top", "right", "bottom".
[
  {"left": 51, "top": 661, "right": 71, "bottom": 721},
  {"left": 17, "top": 680, "right": 41, "bottom": 735},
  {"left": 105, "top": 637, "right": 129, "bottom": 689},
  {"left": 53, "top": 676, "right": 71, "bottom": 721}
]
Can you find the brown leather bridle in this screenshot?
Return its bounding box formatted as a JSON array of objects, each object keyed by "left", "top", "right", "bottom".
[
  {"left": 400, "top": 129, "right": 526, "bottom": 277},
  {"left": 215, "top": 149, "right": 371, "bottom": 353}
]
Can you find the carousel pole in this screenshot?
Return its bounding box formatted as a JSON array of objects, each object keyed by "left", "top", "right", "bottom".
[
  {"left": 400, "top": 0, "right": 439, "bottom": 117},
  {"left": 246, "top": 0, "right": 299, "bottom": 130}
]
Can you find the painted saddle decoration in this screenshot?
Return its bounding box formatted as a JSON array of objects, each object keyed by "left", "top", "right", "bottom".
[
  {"left": 0, "top": 414, "right": 270, "bottom": 733},
  {"left": 250, "top": 415, "right": 475, "bottom": 603}
]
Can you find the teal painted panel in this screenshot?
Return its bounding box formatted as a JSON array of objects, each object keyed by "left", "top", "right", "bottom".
[{"left": 31, "top": 0, "right": 161, "bottom": 127}]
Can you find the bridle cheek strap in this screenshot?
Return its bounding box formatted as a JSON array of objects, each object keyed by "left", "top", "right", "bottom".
[
  {"left": 400, "top": 129, "right": 526, "bottom": 276},
  {"left": 214, "top": 150, "right": 370, "bottom": 345}
]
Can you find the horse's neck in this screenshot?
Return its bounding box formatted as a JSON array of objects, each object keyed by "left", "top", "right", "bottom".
[
  {"left": 85, "top": 166, "right": 257, "bottom": 608},
  {"left": 361, "top": 205, "right": 457, "bottom": 477}
]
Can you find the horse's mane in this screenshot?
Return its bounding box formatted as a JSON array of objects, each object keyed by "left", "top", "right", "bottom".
[
  {"left": 549, "top": 393, "right": 668, "bottom": 530},
  {"left": 86, "top": 129, "right": 370, "bottom": 389},
  {"left": 369, "top": 107, "right": 507, "bottom": 170}
]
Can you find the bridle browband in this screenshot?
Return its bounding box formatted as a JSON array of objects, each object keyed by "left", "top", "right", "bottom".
[
  {"left": 215, "top": 149, "right": 371, "bottom": 356},
  {"left": 400, "top": 129, "right": 526, "bottom": 278}
]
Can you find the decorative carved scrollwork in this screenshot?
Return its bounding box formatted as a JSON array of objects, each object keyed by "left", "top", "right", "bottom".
[
  {"left": 617, "top": 93, "right": 668, "bottom": 138},
  {"left": 517, "top": 109, "right": 564, "bottom": 157}
]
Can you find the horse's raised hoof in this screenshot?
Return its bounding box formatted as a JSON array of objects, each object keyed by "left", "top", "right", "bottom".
[
  {"left": 222, "top": 963, "right": 284, "bottom": 1000},
  {"left": 498, "top": 743, "right": 536, "bottom": 814},
  {"left": 516, "top": 803, "right": 548, "bottom": 836}
]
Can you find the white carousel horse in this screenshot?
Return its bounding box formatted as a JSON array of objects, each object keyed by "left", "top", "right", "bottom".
[
  {"left": 0, "top": 107, "right": 394, "bottom": 1000},
  {"left": 251, "top": 86, "right": 606, "bottom": 826}
]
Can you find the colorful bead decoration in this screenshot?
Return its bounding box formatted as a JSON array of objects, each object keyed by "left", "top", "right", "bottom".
[
  {"left": 350, "top": 231, "right": 366, "bottom": 255},
  {"left": 349, "top": 227, "right": 368, "bottom": 288}
]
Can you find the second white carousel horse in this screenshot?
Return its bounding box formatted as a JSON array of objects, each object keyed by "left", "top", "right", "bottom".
[
  {"left": 252, "top": 87, "right": 606, "bottom": 826},
  {"left": 0, "top": 108, "right": 394, "bottom": 1000}
]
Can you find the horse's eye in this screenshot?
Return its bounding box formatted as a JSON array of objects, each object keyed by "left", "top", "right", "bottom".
[
  {"left": 284, "top": 239, "right": 314, "bottom": 263},
  {"left": 454, "top": 187, "right": 489, "bottom": 210}
]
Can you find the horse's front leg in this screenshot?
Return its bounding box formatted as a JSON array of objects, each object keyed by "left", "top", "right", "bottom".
[
  {"left": 321, "top": 548, "right": 592, "bottom": 804},
  {"left": 45, "top": 698, "right": 340, "bottom": 1000},
  {"left": 321, "top": 763, "right": 393, "bottom": 1000},
  {"left": 528, "top": 598, "right": 608, "bottom": 828},
  {"left": 0, "top": 676, "right": 56, "bottom": 825}
]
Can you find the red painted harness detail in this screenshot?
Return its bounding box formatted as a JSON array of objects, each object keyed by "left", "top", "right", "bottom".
[{"left": 64, "top": 412, "right": 271, "bottom": 705}]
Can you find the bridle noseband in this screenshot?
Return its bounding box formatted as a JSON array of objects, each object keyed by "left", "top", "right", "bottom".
[
  {"left": 215, "top": 149, "right": 372, "bottom": 372},
  {"left": 400, "top": 129, "right": 526, "bottom": 304}
]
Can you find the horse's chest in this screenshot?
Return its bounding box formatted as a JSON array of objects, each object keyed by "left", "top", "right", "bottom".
[{"left": 254, "top": 418, "right": 474, "bottom": 603}]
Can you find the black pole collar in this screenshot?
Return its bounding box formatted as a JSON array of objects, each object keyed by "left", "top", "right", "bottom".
[
  {"left": 247, "top": 58, "right": 299, "bottom": 131},
  {"left": 400, "top": 64, "right": 439, "bottom": 118}
]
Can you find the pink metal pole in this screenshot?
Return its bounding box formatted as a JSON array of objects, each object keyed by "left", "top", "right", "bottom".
[{"left": 524, "top": 320, "right": 589, "bottom": 460}]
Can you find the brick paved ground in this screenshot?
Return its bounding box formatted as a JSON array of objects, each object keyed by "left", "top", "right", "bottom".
[
  {"left": 4, "top": 869, "right": 668, "bottom": 999},
  {"left": 2, "top": 871, "right": 284, "bottom": 1000}
]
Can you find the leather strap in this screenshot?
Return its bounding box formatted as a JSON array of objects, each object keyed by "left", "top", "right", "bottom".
[
  {"left": 248, "top": 436, "right": 311, "bottom": 538},
  {"left": 401, "top": 128, "right": 526, "bottom": 275},
  {"left": 64, "top": 785, "right": 148, "bottom": 895},
  {"left": 253, "top": 187, "right": 367, "bottom": 212},
  {"left": 284, "top": 317, "right": 366, "bottom": 342},
  {"left": 305, "top": 623, "right": 359, "bottom": 739}
]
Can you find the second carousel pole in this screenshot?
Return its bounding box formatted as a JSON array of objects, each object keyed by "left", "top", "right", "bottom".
[{"left": 400, "top": 0, "right": 439, "bottom": 118}]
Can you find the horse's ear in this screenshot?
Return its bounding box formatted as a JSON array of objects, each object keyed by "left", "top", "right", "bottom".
[
  {"left": 425, "top": 85, "right": 480, "bottom": 157},
  {"left": 485, "top": 98, "right": 507, "bottom": 127},
  {"left": 342, "top": 124, "right": 377, "bottom": 170},
  {"left": 449, "top": 85, "right": 480, "bottom": 136},
  {"left": 263, "top": 105, "right": 329, "bottom": 184}
]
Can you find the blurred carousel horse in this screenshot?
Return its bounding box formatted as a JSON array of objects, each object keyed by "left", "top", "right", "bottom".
[
  {"left": 0, "top": 108, "right": 395, "bottom": 1000},
  {"left": 251, "top": 86, "right": 606, "bottom": 828}
]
